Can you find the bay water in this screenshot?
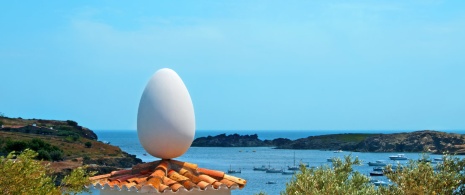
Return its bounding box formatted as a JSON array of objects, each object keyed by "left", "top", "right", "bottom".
[{"left": 87, "top": 129, "right": 464, "bottom": 195}]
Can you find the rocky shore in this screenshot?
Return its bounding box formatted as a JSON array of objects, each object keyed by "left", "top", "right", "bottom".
[{"left": 192, "top": 130, "right": 465, "bottom": 154}]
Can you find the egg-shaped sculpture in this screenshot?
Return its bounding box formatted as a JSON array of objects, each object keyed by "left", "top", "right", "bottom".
[{"left": 137, "top": 68, "right": 195, "bottom": 159}]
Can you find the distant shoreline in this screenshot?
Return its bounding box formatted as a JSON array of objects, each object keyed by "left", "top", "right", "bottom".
[{"left": 192, "top": 130, "right": 465, "bottom": 154}]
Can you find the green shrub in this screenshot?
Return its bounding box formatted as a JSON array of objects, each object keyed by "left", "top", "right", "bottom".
[
  {"left": 66, "top": 120, "right": 78, "bottom": 127},
  {"left": 4, "top": 140, "right": 28, "bottom": 152},
  {"left": 37, "top": 149, "right": 51, "bottom": 161},
  {"left": 283, "top": 155, "right": 376, "bottom": 195},
  {"left": 0, "top": 149, "right": 94, "bottom": 195},
  {"left": 49, "top": 150, "right": 63, "bottom": 161},
  {"left": 85, "top": 141, "right": 92, "bottom": 148},
  {"left": 283, "top": 154, "right": 465, "bottom": 195}
]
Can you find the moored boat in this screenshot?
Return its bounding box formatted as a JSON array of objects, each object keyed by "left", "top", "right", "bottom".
[
  {"left": 282, "top": 170, "right": 295, "bottom": 175},
  {"left": 368, "top": 160, "right": 387, "bottom": 166},
  {"left": 389, "top": 154, "right": 408, "bottom": 160},
  {"left": 253, "top": 165, "right": 267, "bottom": 171},
  {"left": 227, "top": 165, "right": 241, "bottom": 174},
  {"left": 265, "top": 168, "right": 283, "bottom": 173},
  {"left": 369, "top": 171, "right": 384, "bottom": 176}
]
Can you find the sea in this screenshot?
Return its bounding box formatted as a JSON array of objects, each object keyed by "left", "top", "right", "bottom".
[{"left": 85, "top": 129, "right": 465, "bottom": 195}]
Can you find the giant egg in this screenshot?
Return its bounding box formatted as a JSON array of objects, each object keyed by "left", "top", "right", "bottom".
[{"left": 137, "top": 68, "right": 195, "bottom": 159}]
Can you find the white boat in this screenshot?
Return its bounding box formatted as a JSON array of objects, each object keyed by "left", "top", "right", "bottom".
[
  {"left": 333, "top": 150, "right": 343, "bottom": 153},
  {"left": 373, "top": 180, "right": 388, "bottom": 186},
  {"left": 434, "top": 157, "right": 444, "bottom": 161},
  {"left": 368, "top": 160, "right": 387, "bottom": 166},
  {"left": 389, "top": 154, "right": 408, "bottom": 160}
]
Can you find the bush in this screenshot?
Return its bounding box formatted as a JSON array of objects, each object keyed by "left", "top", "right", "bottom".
[
  {"left": 0, "top": 149, "right": 94, "bottom": 195},
  {"left": 283, "top": 155, "right": 376, "bottom": 195},
  {"left": 4, "top": 140, "right": 28, "bottom": 152},
  {"left": 85, "top": 141, "right": 92, "bottom": 148},
  {"left": 283, "top": 154, "right": 465, "bottom": 195},
  {"left": 37, "top": 149, "right": 51, "bottom": 161},
  {"left": 49, "top": 150, "right": 63, "bottom": 161}
]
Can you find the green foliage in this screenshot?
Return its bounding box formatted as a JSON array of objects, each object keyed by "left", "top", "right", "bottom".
[
  {"left": 283, "top": 155, "right": 376, "bottom": 195},
  {"left": 0, "top": 149, "right": 94, "bottom": 195},
  {"left": 49, "top": 150, "right": 64, "bottom": 161},
  {"left": 85, "top": 141, "right": 92, "bottom": 148},
  {"left": 4, "top": 140, "right": 28, "bottom": 152},
  {"left": 380, "top": 154, "right": 465, "bottom": 195},
  {"left": 37, "top": 149, "right": 52, "bottom": 161},
  {"left": 283, "top": 154, "right": 465, "bottom": 195},
  {"left": 1, "top": 138, "right": 63, "bottom": 161},
  {"left": 66, "top": 120, "right": 78, "bottom": 127},
  {"left": 64, "top": 134, "right": 81, "bottom": 142}
]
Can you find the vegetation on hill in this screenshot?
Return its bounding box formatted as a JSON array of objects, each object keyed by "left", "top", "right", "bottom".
[
  {"left": 0, "top": 149, "right": 93, "bottom": 195},
  {"left": 0, "top": 116, "right": 97, "bottom": 140},
  {"left": 0, "top": 115, "right": 142, "bottom": 185},
  {"left": 281, "top": 154, "right": 465, "bottom": 195}
]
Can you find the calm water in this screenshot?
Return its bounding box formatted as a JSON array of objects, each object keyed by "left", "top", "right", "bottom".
[{"left": 86, "top": 129, "right": 465, "bottom": 195}]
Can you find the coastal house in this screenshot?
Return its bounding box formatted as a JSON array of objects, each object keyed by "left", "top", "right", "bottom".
[{"left": 89, "top": 68, "right": 246, "bottom": 195}]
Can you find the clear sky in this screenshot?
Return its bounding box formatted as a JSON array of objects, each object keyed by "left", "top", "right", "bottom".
[{"left": 1, "top": 1, "right": 464, "bottom": 131}]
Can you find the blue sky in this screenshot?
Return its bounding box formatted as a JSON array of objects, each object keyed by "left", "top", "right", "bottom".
[{"left": 1, "top": 1, "right": 464, "bottom": 131}]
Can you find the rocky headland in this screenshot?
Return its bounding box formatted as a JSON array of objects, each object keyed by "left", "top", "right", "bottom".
[
  {"left": 0, "top": 116, "right": 142, "bottom": 183},
  {"left": 192, "top": 130, "right": 465, "bottom": 154}
]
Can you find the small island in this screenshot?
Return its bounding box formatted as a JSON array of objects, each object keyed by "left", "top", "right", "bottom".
[{"left": 192, "top": 130, "right": 465, "bottom": 154}]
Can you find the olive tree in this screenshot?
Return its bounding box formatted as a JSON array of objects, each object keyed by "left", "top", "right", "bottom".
[
  {"left": 0, "top": 149, "right": 94, "bottom": 195},
  {"left": 282, "top": 155, "right": 377, "bottom": 195},
  {"left": 380, "top": 154, "right": 465, "bottom": 195}
]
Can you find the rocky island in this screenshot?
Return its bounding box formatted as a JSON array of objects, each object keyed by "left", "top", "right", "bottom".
[
  {"left": 0, "top": 116, "right": 142, "bottom": 182},
  {"left": 192, "top": 130, "right": 465, "bottom": 154}
]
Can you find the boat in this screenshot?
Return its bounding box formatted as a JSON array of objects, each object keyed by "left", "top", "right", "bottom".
[
  {"left": 253, "top": 165, "right": 267, "bottom": 171},
  {"left": 368, "top": 160, "right": 387, "bottom": 166},
  {"left": 227, "top": 165, "right": 241, "bottom": 174},
  {"left": 288, "top": 152, "right": 300, "bottom": 170},
  {"left": 389, "top": 154, "right": 408, "bottom": 160},
  {"left": 333, "top": 150, "right": 343, "bottom": 153},
  {"left": 434, "top": 157, "right": 444, "bottom": 161},
  {"left": 373, "top": 167, "right": 385, "bottom": 172},
  {"left": 372, "top": 180, "right": 388, "bottom": 186},
  {"left": 266, "top": 181, "right": 277, "bottom": 184},
  {"left": 265, "top": 168, "right": 283, "bottom": 173},
  {"left": 282, "top": 170, "right": 295, "bottom": 175},
  {"left": 369, "top": 171, "right": 384, "bottom": 176}
]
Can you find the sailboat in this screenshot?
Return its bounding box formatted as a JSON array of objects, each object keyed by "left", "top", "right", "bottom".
[
  {"left": 227, "top": 165, "right": 241, "bottom": 174},
  {"left": 288, "top": 152, "right": 299, "bottom": 170}
]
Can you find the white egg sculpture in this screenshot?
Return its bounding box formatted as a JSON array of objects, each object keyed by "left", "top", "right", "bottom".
[{"left": 137, "top": 68, "right": 195, "bottom": 159}]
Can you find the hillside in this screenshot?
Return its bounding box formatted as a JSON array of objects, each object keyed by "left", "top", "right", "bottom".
[{"left": 0, "top": 116, "right": 142, "bottom": 182}]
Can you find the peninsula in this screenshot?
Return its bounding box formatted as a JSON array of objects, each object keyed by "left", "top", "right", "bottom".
[
  {"left": 192, "top": 130, "right": 465, "bottom": 154},
  {"left": 0, "top": 116, "right": 142, "bottom": 182}
]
